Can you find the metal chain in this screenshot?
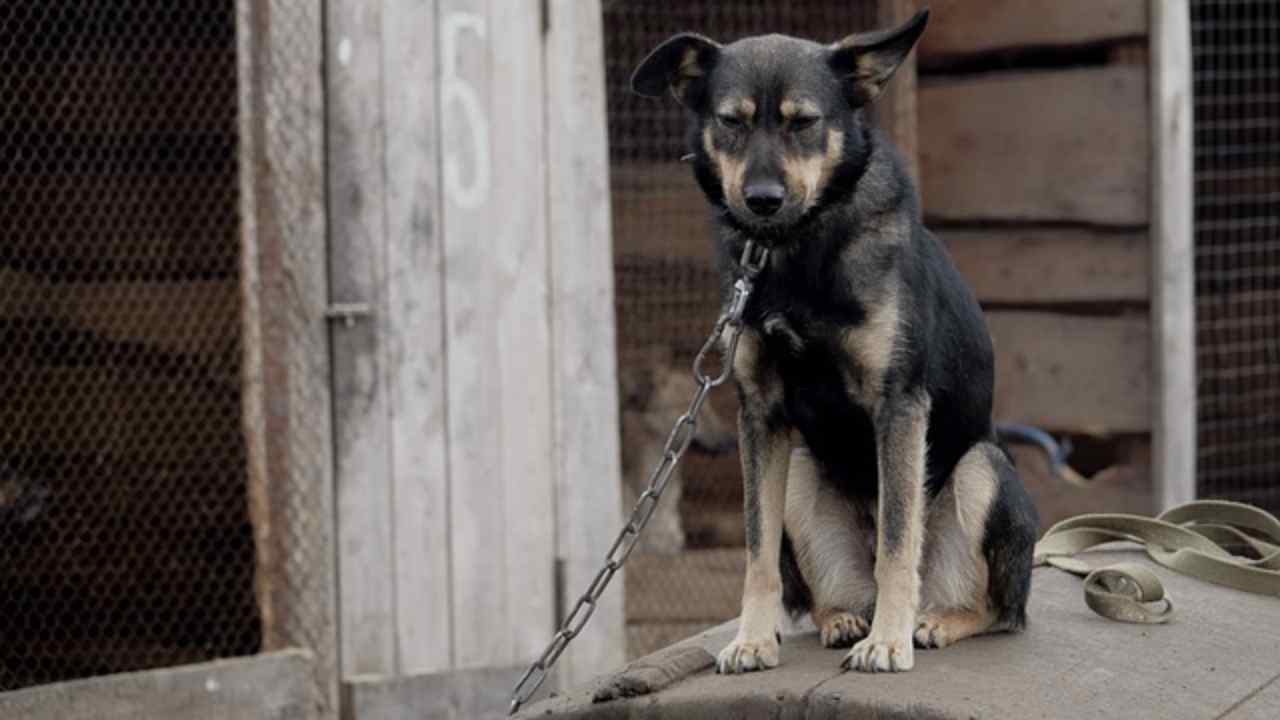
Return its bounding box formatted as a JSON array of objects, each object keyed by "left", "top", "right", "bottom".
[{"left": 508, "top": 240, "right": 769, "bottom": 716}]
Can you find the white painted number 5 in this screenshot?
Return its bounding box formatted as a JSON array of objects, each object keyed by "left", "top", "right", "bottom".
[{"left": 442, "top": 13, "right": 490, "bottom": 209}]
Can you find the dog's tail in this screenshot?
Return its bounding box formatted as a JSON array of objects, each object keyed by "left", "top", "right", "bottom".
[{"left": 982, "top": 443, "right": 1039, "bottom": 632}]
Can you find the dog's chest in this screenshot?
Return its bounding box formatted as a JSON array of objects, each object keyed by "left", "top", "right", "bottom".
[
  {"left": 753, "top": 306, "right": 881, "bottom": 492},
  {"left": 749, "top": 280, "right": 896, "bottom": 414}
]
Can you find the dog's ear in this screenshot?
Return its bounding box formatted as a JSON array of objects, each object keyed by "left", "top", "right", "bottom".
[
  {"left": 631, "top": 33, "right": 721, "bottom": 110},
  {"left": 829, "top": 8, "right": 929, "bottom": 106}
]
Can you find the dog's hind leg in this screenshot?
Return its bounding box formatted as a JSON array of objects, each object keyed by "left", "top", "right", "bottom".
[
  {"left": 916, "top": 442, "right": 1038, "bottom": 648},
  {"left": 784, "top": 446, "right": 877, "bottom": 648}
]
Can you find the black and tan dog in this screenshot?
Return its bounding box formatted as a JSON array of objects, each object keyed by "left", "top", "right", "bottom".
[{"left": 631, "top": 9, "right": 1038, "bottom": 674}]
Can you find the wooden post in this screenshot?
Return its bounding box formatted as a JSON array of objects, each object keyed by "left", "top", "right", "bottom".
[
  {"left": 874, "top": 0, "right": 920, "bottom": 183},
  {"left": 325, "top": 0, "right": 398, "bottom": 678},
  {"left": 380, "top": 0, "right": 453, "bottom": 679},
  {"left": 324, "top": 0, "right": 453, "bottom": 679},
  {"left": 1150, "top": 0, "right": 1196, "bottom": 509},
  {"left": 437, "top": 0, "right": 558, "bottom": 672},
  {"left": 544, "top": 0, "right": 627, "bottom": 685},
  {"left": 237, "top": 0, "right": 339, "bottom": 715}
]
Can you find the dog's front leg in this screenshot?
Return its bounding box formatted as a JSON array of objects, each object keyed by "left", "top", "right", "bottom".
[
  {"left": 844, "top": 393, "right": 929, "bottom": 673},
  {"left": 717, "top": 375, "right": 790, "bottom": 673}
]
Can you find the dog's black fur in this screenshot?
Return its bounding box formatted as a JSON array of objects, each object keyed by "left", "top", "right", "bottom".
[{"left": 633, "top": 8, "right": 1038, "bottom": 674}]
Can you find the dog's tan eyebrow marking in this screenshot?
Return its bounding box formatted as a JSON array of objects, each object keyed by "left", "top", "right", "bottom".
[
  {"left": 716, "top": 97, "right": 756, "bottom": 119},
  {"left": 780, "top": 98, "right": 821, "bottom": 118}
]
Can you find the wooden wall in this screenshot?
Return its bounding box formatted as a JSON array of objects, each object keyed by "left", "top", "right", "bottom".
[
  {"left": 918, "top": 0, "right": 1156, "bottom": 525},
  {"left": 324, "top": 0, "right": 622, "bottom": 701}
]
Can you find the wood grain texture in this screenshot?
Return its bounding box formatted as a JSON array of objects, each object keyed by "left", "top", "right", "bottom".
[
  {"left": 919, "top": 66, "right": 1149, "bottom": 224},
  {"left": 1149, "top": 0, "right": 1196, "bottom": 510},
  {"left": 545, "top": 0, "right": 628, "bottom": 685},
  {"left": 987, "top": 311, "right": 1151, "bottom": 434},
  {"left": 324, "top": 0, "right": 396, "bottom": 678},
  {"left": 342, "top": 665, "right": 523, "bottom": 720},
  {"left": 0, "top": 651, "right": 318, "bottom": 720},
  {"left": 873, "top": 0, "right": 921, "bottom": 183},
  {"left": 0, "top": 272, "right": 241, "bottom": 358},
  {"left": 533, "top": 561, "right": 1280, "bottom": 720},
  {"left": 611, "top": 163, "right": 714, "bottom": 262},
  {"left": 381, "top": 0, "right": 452, "bottom": 676},
  {"left": 941, "top": 227, "right": 1150, "bottom": 303},
  {"left": 920, "top": 0, "right": 1148, "bottom": 57},
  {"left": 439, "top": 0, "right": 556, "bottom": 671},
  {"left": 1010, "top": 441, "right": 1153, "bottom": 531}
]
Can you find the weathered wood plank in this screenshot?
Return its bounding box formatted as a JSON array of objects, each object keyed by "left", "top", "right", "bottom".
[
  {"left": 873, "top": 0, "right": 921, "bottom": 182},
  {"left": 920, "top": 0, "right": 1148, "bottom": 58},
  {"left": 237, "top": 1, "right": 338, "bottom": 713},
  {"left": 0, "top": 651, "right": 318, "bottom": 720},
  {"left": 440, "top": 0, "right": 556, "bottom": 670},
  {"left": 0, "top": 270, "right": 240, "bottom": 357},
  {"left": 611, "top": 179, "right": 1156, "bottom": 305},
  {"left": 987, "top": 311, "right": 1151, "bottom": 434},
  {"left": 381, "top": 0, "right": 452, "bottom": 676},
  {"left": 611, "top": 163, "right": 714, "bottom": 261},
  {"left": 941, "top": 227, "right": 1150, "bottom": 303},
  {"left": 324, "top": 0, "right": 396, "bottom": 677},
  {"left": 545, "top": 0, "right": 627, "bottom": 685},
  {"left": 342, "top": 666, "right": 523, "bottom": 720},
  {"left": 1009, "top": 440, "right": 1153, "bottom": 531},
  {"left": 534, "top": 564, "right": 1280, "bottom": 720},
  {"left": 1150, "top": 0, "right": 1196, "bottom": 510},
  {"left": 919, "top": 66, "right": 1149, "bottom": 224}
]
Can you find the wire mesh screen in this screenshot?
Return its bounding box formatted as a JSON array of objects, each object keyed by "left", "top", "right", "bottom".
[
  {"left": 0, "top": 1, "right": 253, "bottom": 689},
  {"left": 603, "top": 0, "right": 879, "bottom": 658},
  {"left": 1192, "top": 0, "right": 1280, "bottom": 513}
]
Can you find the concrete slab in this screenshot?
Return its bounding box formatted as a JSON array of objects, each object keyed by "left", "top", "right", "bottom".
[{"left": 520, "top": 550, "right": 1280, "bottom": 719}]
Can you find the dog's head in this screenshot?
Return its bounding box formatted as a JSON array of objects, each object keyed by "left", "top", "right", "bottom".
[{"left": 631, "top": 10, "right": 927, "bottom": 241}]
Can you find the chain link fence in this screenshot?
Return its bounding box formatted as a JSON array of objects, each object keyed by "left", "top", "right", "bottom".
[
  {"left": 602, "top": 0, "right": 879, "bottom": 659},
  {"left": 1192, "top": 0, "right": 1280, "bottom": 514},
  {"left": 0, "top": 3, "right": 333, "bottom": 712},
  {"left": 0, "top": 1, "right": 251, "bottom": 690}
]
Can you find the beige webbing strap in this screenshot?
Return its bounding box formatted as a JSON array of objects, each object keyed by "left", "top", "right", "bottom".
[{"left": 1034, "top": 500, "right": 1280, "bottom": 623}]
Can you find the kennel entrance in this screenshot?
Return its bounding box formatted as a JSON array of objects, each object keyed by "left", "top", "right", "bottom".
[
  {"left": 0, "top": 0, "right": 255, "bottom": 690},
  {"left": 0, "top": 1, "right": 336, "bottom": 714}
]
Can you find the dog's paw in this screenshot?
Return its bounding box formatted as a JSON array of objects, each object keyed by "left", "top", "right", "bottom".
[
  {"left": 842, "top": 634, "right": 914, "bottom": 673},
  {"left": 716, "top": 634, "right": 780, "bottom": 674},
  {"left": 819, "top": 612, "right": 870, "bottom": 649},
  {"left": 913, "top": 615, "right": 954, "bottom": 649}
]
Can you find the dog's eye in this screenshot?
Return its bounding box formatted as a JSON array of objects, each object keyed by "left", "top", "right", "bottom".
[
  {"left": 790, "top": 115, "right": 821, "bottom": 131},
  {"left": 717, "top": 114, "right": 746, "bottom": 130}
]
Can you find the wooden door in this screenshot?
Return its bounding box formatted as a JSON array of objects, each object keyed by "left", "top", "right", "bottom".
[{"left": 325, "top": 0, "right": 623, "bottom": 698}]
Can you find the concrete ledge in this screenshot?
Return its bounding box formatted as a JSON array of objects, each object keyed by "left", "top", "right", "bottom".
[{"left": 521, "top": 550, "right": 1280, "bottom": 719}]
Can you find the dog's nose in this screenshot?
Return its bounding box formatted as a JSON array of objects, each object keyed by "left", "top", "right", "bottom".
[{"left": 744, "top": 182, "right": 785, "bottom": 217}]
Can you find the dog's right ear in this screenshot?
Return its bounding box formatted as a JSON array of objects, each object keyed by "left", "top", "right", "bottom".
[{"left": 630, "top": 33, "right": 721, "bottom": 109}]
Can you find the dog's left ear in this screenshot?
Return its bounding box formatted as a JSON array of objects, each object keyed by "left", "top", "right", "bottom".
[
  {"left": 829, "top": 8, "right": 929, "bottom": 106},
  {"left": 631, "top": 33, "right": 721, "bottom": 110}
]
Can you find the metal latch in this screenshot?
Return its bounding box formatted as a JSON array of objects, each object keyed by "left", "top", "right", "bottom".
[{"left": 325, "top": 302, "right": 372, "bottom": 327}]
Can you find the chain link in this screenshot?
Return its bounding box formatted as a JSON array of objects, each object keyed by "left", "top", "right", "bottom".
[{"left": 508, "top": 241, "right": 769, "bottom": 715}]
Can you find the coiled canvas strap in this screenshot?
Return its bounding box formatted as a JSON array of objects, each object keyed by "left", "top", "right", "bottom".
[{"left": 1034, "top": 500, "right": 1280, "bottom": 623}]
